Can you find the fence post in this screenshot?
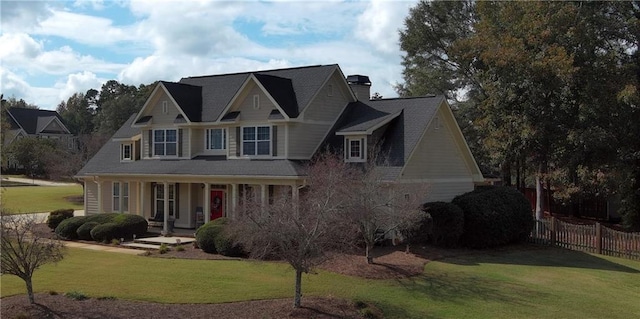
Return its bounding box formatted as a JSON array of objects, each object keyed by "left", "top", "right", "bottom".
[
  {"left": 550, "top": 216, "right": 556, "bottom": 246},
  {"left": 595, "top": 222, "right": 602, "bottom": 255}
]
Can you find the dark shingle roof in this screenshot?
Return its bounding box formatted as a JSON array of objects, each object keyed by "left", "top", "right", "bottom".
[
  {"left": 6, "top": 107, "right": 68, "bottom": 134},
  {"left": 254, "top": 74, "right": 299, "bottom": 117},
  {"left": 160, "top": 81, "right": 202, "bottom": 122},
  {"left": 112, "top": 114, "right": 141, "bottom": 139},
  {"left": 179, "top": 64, "right": 336, "bottom": 121}
]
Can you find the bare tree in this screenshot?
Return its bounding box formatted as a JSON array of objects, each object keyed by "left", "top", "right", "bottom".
[
  {"left": 1, "top": 213, "right": 66, "bottom": 304},
  {"left": 232, "top": 152, "right": 357, "bottom": 308},
  {"left": 346, "top": 162, "right": 429, "bottom": 264}
]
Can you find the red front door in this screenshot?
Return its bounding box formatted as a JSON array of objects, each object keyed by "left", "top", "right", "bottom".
[{"left": 210, "top": 190, "right": 224, "bottom": 221}]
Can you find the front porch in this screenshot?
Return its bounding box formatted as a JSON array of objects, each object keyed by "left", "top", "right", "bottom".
[{"left": 84, "top": 178, "right": 303, "bottom": 233}]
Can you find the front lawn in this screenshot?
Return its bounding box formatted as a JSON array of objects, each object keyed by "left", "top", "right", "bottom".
[
  {"left": 1, "top": 246, "right": 638, "bottom": 318},
  {"left": 1, "top": 185, "right": 83, "bottom": 213}
]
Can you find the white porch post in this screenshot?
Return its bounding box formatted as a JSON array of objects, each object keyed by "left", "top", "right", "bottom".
[
  {"left": 204, "top": 183, "right": 211, "bottom": 223},
  {"left": 261, "top": 184, "right": 267, "bottom": 212},
  {"left": 163, "top": 182, "right": 169, "bottom": 233},
  {"left": 96, "top": 180, "right": 103, "bottom": 214},
  {"left": 139, "top": 181, "right": 144, "bottom": 217},
  {"left": 231, "top": 183, "right": 238, "bottom": 219}
]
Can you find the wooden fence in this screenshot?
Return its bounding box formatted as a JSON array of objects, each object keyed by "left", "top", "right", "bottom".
[{"left": 529, "top": 217, "right": 640, "bottom": 260}]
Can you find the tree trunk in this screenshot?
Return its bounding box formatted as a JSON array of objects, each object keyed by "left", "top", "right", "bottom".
[
  {"left": 535, "top": 166, "right": 544, "bottom": 221},
  {"left": 502, "top": 159, "right": 512, "bottom": 186},
  {"left": 26, "top": 276, "right": 35, "bottom": 304},
  {"left": 365, "top": 243, "right": 374, "bottom": 264},
  {"left": 293, "top": 269, "right": 302, "bottom": 308},
  {"left": 405, "top": 243, "right": 410, "bottom": 254}
]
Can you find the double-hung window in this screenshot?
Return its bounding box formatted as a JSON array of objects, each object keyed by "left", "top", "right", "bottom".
[
  {"left": 121, "top": 144, "right": 132, "bottom": 161},
  {"left": 153, "top": 129, "right": 177, "bottom": 156},
  {"left": 345, "top": 137, "right": 366, "bottom": 162},
  {"left": 155, "top": 184, "right": 177, "bottom": 218},
  {"left": 205, "top": 128, "right": 226, "bottom": 151},
  {"left": 112, "top": 182, "right": 129, "bottom": 212},
  {"left": 242, "top": 126, "right": 271, "bottom": 156}
]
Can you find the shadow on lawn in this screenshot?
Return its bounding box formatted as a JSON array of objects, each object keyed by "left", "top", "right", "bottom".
[{"left": 438, "top": 245, "right": 640, "bottom": 273}]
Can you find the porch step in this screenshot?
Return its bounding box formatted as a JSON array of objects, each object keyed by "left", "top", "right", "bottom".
[
  {"left": 121, "top": 242, "right": 162, "bottom": 250},
  {"left": 134, "top": 236, "right": 196, "bottom": 246}
]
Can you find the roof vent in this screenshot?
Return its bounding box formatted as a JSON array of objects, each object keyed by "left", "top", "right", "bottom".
[{"left": 346, "top": 75, "right": 371, "bottom": 86}]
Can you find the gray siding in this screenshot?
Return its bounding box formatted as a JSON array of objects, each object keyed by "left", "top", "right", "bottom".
[
  {"left": 304, "top": 73, "right": 351, "bottom": 122},
  {"left": 191, "top": 128, "right": 204, "bottom": 156},
  {"left": 85, "top": 182, "right": 99, "bottom": 214},
  {"left": 288, "top": 122, "right": 331, "bottom": 158},
  {"left": 231, "top": 82, "right": 276, "bottom": 122},
  {"left": 423, "top": 180, "right": 474, "bottom": 202}
]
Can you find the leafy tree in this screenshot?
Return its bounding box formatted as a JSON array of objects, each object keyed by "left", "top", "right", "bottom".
[
  {"left": 93, "top": 80, "right": 141, "bottom": 135},
  {"left": 6, "top": 137, "right": 57, "bottom": 178},
  {"left": 1, "top": 213, "right": 66, "bottom": 304},
  {"left": 57, "top": 92, "right": 95, "bottom": 135}
]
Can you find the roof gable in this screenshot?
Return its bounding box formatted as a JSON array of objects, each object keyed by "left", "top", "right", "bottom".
[
  {"left": 6, "top": 107, "right": 70, "bottom": 135},
  {"left": 133, "top": 82, "right": 199, "bottom": 125},
  {"left": 253, "top": 74, "right": 299, "bottom": 118}
]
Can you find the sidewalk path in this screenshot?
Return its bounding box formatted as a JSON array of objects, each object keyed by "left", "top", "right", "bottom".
[
  {"left": 1, "top": 177, "right": 78, "bottom": 187},
  {"left": 65, "top": 241, "right": 148, "bottom": 256}
]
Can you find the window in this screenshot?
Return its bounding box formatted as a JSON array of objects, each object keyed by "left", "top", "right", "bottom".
[
  {"left": 122, "top": 144, "right": 132, "bottom": 160},
  {"left": 205, "top": 128, "right": 226, "bottom": 150},
  {"left": 345, "top": 137, "right": 366, "bottom": 162},
  {"left": 112, "top": 182, "right": 129, "bottom": 212},
  {"left": 242, "top": 126, "right": 270, "bottom": 156},
  {"left": 253, "top": 95, "right": 260, "bottom": 109},
  {"left": 155, "top": 184, "right": 177, "bottom": 218},
  {"left": 153, "top": 129, "right": 177, "bottom": 156}
]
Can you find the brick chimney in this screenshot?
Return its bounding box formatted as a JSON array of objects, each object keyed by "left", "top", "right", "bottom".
[{"left": 346, "top": 75, "right": 371, "bottom": 101}]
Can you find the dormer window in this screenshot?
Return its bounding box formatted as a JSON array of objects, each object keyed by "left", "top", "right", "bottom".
[
  {"left": 153, "top": 129, "right": 177, "bottom": 156},
  {"left": 345, "top": 137, "right": 366, "bottom": 162},
  {"left": 121, "top": 143, "right": 132, "bottom": 161}
]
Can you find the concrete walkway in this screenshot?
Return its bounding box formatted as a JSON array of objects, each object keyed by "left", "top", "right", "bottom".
[
  {"left": 65, "top": 241, "right": 148, "bottom": 256},
  {"left": 1, "top": 176, "right": 78, "bottom": 187}
]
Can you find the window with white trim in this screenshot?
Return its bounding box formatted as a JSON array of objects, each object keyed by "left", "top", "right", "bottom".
[
  {"left": 205, "top": 128, "right": 226, "bottom": 151},
  {"left": 242, "top": 126, "right": 271, "bottom": 156},
  {"left": 112, "top": 182, "right": 129, "bottom": 212},
  {"left": 155, "top": 184, "right": 177, "bottom": 218},
  {"left": 121, "top": 144, "right": 132, "bottom": 161},
  {"left": 345, "top": 137, "right": 366, "bottom": 162},
  {"left": 153, "top": 129, "right": 177, "bottom": 156}
]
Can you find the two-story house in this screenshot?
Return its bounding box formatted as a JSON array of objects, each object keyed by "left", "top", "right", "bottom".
[
  {"left": 3, "top": 107, "right": 75, "bottom": 171},
  {"left": 76, "top": 64, "right": 483, "bottom": 231}
]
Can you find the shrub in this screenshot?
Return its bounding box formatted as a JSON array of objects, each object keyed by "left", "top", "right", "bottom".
[
  {"left": 55, "top": 216, "right": 88, "bottom": 240},
  {"left": 422, "top": 202, "right": 464, "bottom": 247},
  {"left": 195, "top": 223, "right": 223, "bottom": 254},
  {"left": 175, "top": 245, "right": 185, "bottom": 252},
  {"left": 110, "top": 214, "right": 148, "bottom": 240},
  {"left": 452, "top": 186, "right": 534, "bottom": 249},
  {"left": 214, "top": 228, "right": 245, "bottom": 257},
  {"left": 47, "top": 208, "right": 75, "bottom": 230},
  {"left": 76, "top": 222, "right": 99, "bottom": 240},
  {"left": 158, "top": 243, "right": 169, "bottom": 254},
  {"left": 90, "top": 223, "right": 119, "bottom": 243}
]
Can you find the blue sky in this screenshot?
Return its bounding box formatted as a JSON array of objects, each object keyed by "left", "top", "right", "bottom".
[{"left": 1, "top": 0, "right": 418, "bottom": 110}]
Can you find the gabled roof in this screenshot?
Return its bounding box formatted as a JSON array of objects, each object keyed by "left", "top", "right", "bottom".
[
  {"left": 159, "top": 81, "right": 202, "bottom": 122},
  {"left": 336, "top": 102, "right": 402, "bottom": 135},
  {"left": 5, "top": 107, "right": 70, "bottom": 135},
  {"left": 179, "top": 64, "right": 337, "bottom": 121}
]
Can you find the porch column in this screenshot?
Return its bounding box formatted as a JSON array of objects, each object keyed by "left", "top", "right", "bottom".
[
  {"left": 204, "top": 183, "right": 211, "bottom": 223},
  {"left": 231, "top": 184, "right": 238, "bottom": 219},
  {"left": 139, "top": 181, "right": 144, "bottom": 217},
  {"left": 96, "top": 180, "right": 103, "bottom": 214},
  {"left": 261, "top": 184, "right": 267, "bottom": 213},
  {"left": 163, "top": 182, "right": 169, "bottom": 233}
]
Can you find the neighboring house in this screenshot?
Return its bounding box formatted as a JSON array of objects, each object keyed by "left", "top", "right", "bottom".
[
  {"left": 76, "top": 64, "right": 484, "bottom": 231},
  {"left": 2, "top": 107, "right": 74, "bottom": 170}
]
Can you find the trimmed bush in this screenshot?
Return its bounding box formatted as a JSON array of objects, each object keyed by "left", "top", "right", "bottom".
[
  {"left": 47, "top": 208, "right": 75, "bottom": 230},
  {"left": 110, "top": 214, "right": 148, "bottom": 239},
  {"left": 76, "top": 222, "right": 99, "bottom": 240},
  {"left": 55, "top": 216, "right": 88, "bottom": 240},
  {"left": 422, "top": 201, "right": 464, "bottom": 247},
  {"left": 90, "top": 223, "right": 119, "bottom": 242},
  {"left": 195, "top": 222, "right": 224, "bottom": 253},
  {"left": 452, "top": 186, "right": 534, "bottom": 249},
  {"left": 214, "top": 228, "right": 245, "bottom": 257}
]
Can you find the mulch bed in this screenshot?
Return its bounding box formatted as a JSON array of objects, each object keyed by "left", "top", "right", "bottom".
[{"left": 1, "top": 294, "right": 367, "bottom": 319}]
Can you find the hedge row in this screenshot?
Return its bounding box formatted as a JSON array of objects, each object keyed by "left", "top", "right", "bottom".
[
  {"left": 55, "top": 213, "right": 147, "bottom": 242},
  {"left": 47, "top": 208, "right": 75, "bottom": 230}
]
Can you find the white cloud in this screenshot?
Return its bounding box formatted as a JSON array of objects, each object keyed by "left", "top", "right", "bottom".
[
  {"left": 55, "top": 71, "right": 105, "bottom": 103},
  {"left": 0, "top": 33, "right": 43, "bottom": 61},
  {"left": 0, "top": 1, "right": 59, "bottom": 33},
  {"left": 356, "top": 0, "right": 417, "bottom": 54},
  {"left": 35, "top": 10, "right": 137, "bottom": 46}
]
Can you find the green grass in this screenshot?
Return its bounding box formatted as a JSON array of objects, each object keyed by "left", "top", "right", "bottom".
[
  {"left": 1, "top": 185, "right": 83, "bottom": 213},
  {"left": 2, "top": 247, "right": 639, "bottom": 318}
]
